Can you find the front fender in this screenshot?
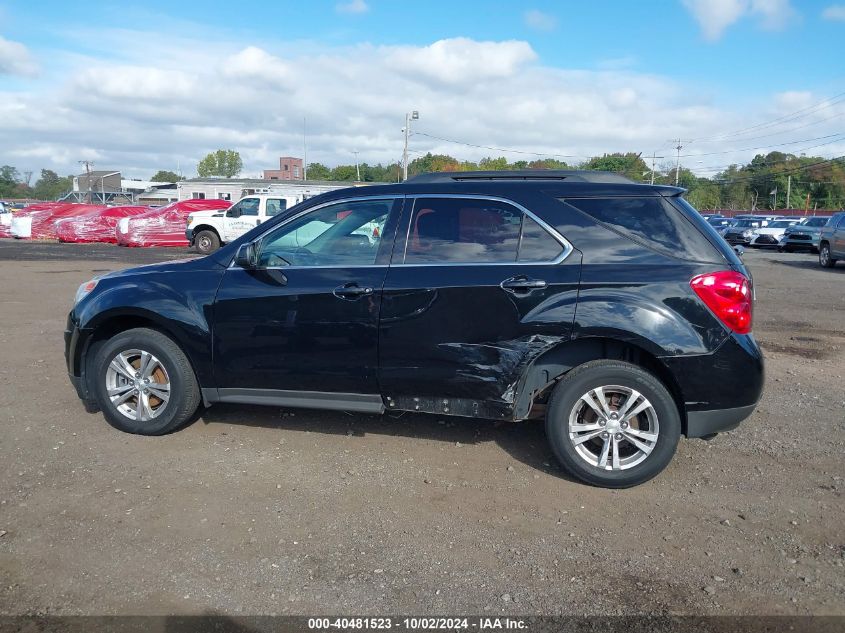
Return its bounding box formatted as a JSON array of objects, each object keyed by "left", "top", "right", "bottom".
[{"left": 75, "top": 269, "right": 224, "bottom": 387}]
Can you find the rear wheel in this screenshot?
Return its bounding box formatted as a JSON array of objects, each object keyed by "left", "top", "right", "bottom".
[
  {"left": 92, "top": 328, "right": 200, "bottom": 435},
  {"left": 195, "top": 229, "right": 220, "bottom": 254},
  {"left": 545, "top": 360, "right": 681, "bottom": 488},
  {"left": 819, "top": 243, "right": 837, "bottom": 268}
]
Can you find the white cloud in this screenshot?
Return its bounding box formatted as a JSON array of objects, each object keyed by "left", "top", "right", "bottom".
[
  {"left": 0, "top": 35, "right": 39, "bottom": 77},
  {"left": 524, "top": 9, "right": 558, "bottom": 31},
  {"left": 1, "top": 33, "right": 843, "bottom": 180},
  {"left": 336, "top": 0, "right": 368, "bottom": 14},
  {"left": 822, "top": 4, "right": 845, "bottom": 20},
  {"left": 682, "top": 0, "right": 796, "bottom": 40}
]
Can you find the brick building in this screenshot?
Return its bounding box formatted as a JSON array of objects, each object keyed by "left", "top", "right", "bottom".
[{"left": 263, "top": 157, "right": 304, "bottom": 180}]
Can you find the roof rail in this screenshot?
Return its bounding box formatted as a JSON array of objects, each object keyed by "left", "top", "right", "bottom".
[{"left": 407, "top": 170, "right": 636, "bottom": 184}]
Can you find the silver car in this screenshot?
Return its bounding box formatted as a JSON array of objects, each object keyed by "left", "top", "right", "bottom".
[{"left": 778, "top": 216, "right": 831, "bottom": 253}]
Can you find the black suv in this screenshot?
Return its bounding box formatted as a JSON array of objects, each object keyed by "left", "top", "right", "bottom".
[{"left": 65, "top": 171, "right": 764, "bottom": 488}]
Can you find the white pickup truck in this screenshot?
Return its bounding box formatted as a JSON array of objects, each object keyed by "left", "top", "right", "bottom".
[{"left": 186, "top": 193, "right": 304, "bottom": 254}]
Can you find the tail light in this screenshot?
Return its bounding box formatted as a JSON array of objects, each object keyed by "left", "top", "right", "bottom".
[{"left": 690, "top": 271, "right": 753, "bottom": 334}]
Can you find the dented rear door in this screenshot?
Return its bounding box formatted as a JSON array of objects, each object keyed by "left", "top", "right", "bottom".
[{"left": 378, "top": 194, "right": 581, "bottom": 419}]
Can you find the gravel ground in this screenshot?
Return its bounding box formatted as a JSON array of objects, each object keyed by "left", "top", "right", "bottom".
[{"left": 0, "top": 241, "right": 842, "bottom": 616}]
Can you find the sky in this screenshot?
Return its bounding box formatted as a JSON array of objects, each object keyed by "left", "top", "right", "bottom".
[{"left": 0, "top": 0, "right": 844, "bottom": 181}]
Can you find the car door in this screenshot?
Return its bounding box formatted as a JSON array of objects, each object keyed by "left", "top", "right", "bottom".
[
  {"left": 212, "top": 196, "right": 403, "bottom": 407},
  {"left": 832, "top": 214, "right": 845, "bottom": 257},
  {"left": 378, "top": 195, "right": 581, "bottom": 418},
  {"left": 222, "top": 197, "right": 261, "bottom": 242},
  {"left": 265, "top": 197, "right": 288, "bottom": 223}
]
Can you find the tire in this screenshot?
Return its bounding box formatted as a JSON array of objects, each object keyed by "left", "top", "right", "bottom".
[
  {"left": 92, "top": 327, "right": 200, "bottom": 435},
  {"left": 545, "top": 360, "right": 681, "bottom": 488},
  {"left": 194, "top": 229, "right": 220, "bottom": 254},
  {"left": 783, "top": 245, "right": 794, "bottom": 253},
  {"left": 819, "top": 243, "right": 837, "bottom": 268}
]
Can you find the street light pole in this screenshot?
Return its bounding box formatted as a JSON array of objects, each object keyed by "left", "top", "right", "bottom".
[
  {"left": 402, "top": 110, "right": 419, "bottom": 181},
  {"left": 352, "top": 150, "right": 360, "bottom": 182}
]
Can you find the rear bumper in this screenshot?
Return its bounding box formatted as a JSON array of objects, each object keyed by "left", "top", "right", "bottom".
[{"left": 661, "top": 333, "right": 764, "bottom": 437}]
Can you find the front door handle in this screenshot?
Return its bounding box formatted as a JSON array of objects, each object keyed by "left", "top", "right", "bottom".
[
  {"left": 333, "top": 282, "right": 374, "bottom": 299},
  {"left": 500, "top": 276, "right": 547, "bottom": 293}
]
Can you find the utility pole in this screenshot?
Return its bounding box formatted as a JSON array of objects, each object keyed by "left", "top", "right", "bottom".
[
  {"left": 786, "top": 175, "right": 792, "bottom": 209},
  {"left": 352, "top": 150, "right": 360, "bottom": 181},
  {"left": 402, "top": 110, "right": 419, "bottom": 181},
  {"left": 649, "top": 152, "right": 665, "bottom": 185},
  {"left": 670, "top": 139, "right": 688, "bottom": 186},
  {"left": 79, "top": 160, "right": 94, "bottom": 203},
  {"left": 303, "top": 117, "right": 308, "bottom": 181}
]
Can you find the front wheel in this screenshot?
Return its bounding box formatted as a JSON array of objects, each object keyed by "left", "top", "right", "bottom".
[
  {"left": 819, "top": 243, "right": 837, "bottom": 268},
  {"left": 92, "top": 328, "right": 201, "bottom": 435},
  {"left": 545, "top": 360, "right": 681, "bottom": 488},
  {"left": 194, "top": 230, "right": 220, "bottom": 254}
]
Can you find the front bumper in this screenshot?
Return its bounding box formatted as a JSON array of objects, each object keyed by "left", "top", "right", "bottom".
[
  {"left": 749, "top": 234, "right": 780, "bottom": 247},
  {"left": 65, "top": 312, "right": 93, "bottom": 404},
  {"left": 724, "top": 234, "right": 752, "bottom": 245},
  {"left": 781, "top": 235, "right": 819, "bottom": 250},
  {"left": 686, "top": 404, "right": 756, "bottom": 437},
  {"left": 185, "top": 227, "right": 196, "bottom": 245}
]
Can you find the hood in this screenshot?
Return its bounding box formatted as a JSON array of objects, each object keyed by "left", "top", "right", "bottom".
[
  {"left": 189, "top": 209, "right": 225, "bottom": 220},
  {"left": 96, "top": 256, "right": 220, "bottom": 282}
]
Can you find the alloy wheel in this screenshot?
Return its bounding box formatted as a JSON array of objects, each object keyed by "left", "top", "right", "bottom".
[
  {"left": 568, "top": 385, "right": 659, "bottom": 471},
  {"left": 105, "top": 349, "right": 171, "bottom": 421}
]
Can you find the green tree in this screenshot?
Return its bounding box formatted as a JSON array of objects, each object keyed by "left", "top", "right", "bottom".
[
  {"left": 584, "top": 153, "right": 649, "bottom": 182},
  {"left": 0, "top": 165, "right": 20, "bottom": 197},
  {"left": 196, "top": 149, "right": 242, "bottom": 178},
  {"left": 305, "top": 163, "right": 331, "bottom": 180},
  {"left": 150, "top": 170, "right": 183, "bottom": 182},
  {"left": 32, "top": 169, "right": 72, "bottom": 200}
]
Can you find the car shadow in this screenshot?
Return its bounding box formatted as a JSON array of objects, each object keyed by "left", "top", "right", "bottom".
[
  {"left": 765, "top": 257, "right": 845, "bottom": 272},
  {"left": 198, "top": 403, "right": 580, "bottom": 483}
]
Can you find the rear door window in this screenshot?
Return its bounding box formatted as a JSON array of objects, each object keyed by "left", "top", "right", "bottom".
[
  {"left": 403, "top": 197, "right": 564, "bottom": 264},
  {"left": 565, "top": 196, "right": 720, "bottom": 262}
]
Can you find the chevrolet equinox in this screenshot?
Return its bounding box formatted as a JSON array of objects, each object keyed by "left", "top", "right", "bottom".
[{"left": 65, "top": 171, "right": 764, "bottom": 487}]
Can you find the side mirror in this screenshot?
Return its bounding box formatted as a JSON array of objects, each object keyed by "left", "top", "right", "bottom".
[
  {"left": 235, "top": 243, "right": 258, "bottom": 269},
  {"left": 733, "top": 245, "right": 745, "bottom": 258},
  {"left": 228, "top": 207, "right": 242, "bottom": 218}
]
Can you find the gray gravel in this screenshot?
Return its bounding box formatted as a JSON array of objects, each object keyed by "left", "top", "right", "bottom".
[{"left": 0, "top": 242, "right": 842, "bottom": 616}]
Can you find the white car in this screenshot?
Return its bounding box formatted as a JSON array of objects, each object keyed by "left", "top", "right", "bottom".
[
  {"left": 186, "top": 194, "right": 304, "bottom": 254},
  {"left": 748, "top": 218, "right": 799, "bottom": 248}
]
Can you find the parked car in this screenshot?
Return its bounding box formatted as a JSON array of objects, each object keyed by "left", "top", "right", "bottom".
[
  {"left": 66, "top": 170, "right": 763, "bottom": 489},
  {"left": 748, "top": 218, "right": 799, "bottom": 248},
  {"left": 818, "top": 211, "right": 845, "bottom": 268},
  {"left": 707, "top": 217, "right": 734, "bottom": 230},
  {"left": 722, "top": 219, "right": 763, "bottom": 245},
  {"left": 186, "top": 193, "right": 305, "bottom": 254},
  {"left": 115, "top": 199, "right": 231, "bottom": 247},
  {"left": 778, "top": 216, "right": 832, "bottom": 253}
]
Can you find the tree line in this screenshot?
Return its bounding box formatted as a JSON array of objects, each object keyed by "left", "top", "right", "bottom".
[{"left": 3, "top": 150, "right": 843, "bottom": 210}]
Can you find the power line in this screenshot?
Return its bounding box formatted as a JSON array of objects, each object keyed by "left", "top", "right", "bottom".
[
  {"left": 691, "top": 90, "right": 845, "bottom": 143},
  {"left": 679, "top": 132, "right": 845, "bottom": 158},
  {"left": 412, "top": 131, "right": 591, "bottom": 160}
]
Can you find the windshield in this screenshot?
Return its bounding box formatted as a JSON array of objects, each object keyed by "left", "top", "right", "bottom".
[
  {"left": 768, "top": 220, "right": 793, "bottom": 228},
  {"left": 733, "top": 220, "right": 760, "bottom": 228},
  {"left": 802, "top": 217, "right": 829, "bottom": 227}
]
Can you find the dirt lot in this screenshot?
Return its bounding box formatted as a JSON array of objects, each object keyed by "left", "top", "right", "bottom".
[{"left": 0, "top": 241, "right": 842, "bottom": 617}]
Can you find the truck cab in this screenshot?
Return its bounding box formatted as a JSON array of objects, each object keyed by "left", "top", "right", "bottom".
[{"left": 186, "top": 194, "right": 303, "bottom": 254}]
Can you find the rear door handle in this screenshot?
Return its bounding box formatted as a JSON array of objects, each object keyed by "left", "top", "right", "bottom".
[
  {"left": 333, "top": 283, "right": 374, "bottom": 299},
  {"left": 500, "top": 276, "right": 547, "bottom": 293}
]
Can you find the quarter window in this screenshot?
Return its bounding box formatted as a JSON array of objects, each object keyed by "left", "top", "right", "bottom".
[
  {"left": 568, "top": 197, "right": 719, "bottom": 262},
  {"left": 404, "top": 198, "right": 562, "bottom": 264},
  {"left": 257, "top": 199, "right": 392, "bottom": 268}
]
